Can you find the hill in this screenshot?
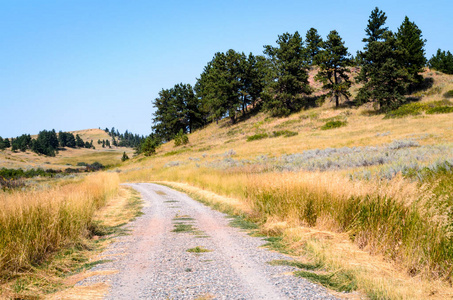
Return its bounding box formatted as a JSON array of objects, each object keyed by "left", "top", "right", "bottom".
[
  {"left": 118, "top": 71, "right": 453, "bottom": 299},
  {"left": 0, "top": 128, "right": 134, "bottom": 170}
]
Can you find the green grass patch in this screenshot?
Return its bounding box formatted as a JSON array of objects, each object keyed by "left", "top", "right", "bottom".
[
  {"left": 272, "top": 130, "right": 298, "bottom": 138},
  {"left": 267, "top": 259, "right": 321, "bottom": 271},
  {"left": 186, "top": 246, "right": 212, "bottom": 253},
  {"left": 246, "top": 133, "right": 269, "bottom": 142},
  {"left": 262, "top": 236, "right": 293, "bottom": 255},
  {"left": 164, "top": 148, "right": 189, "bottom": 157},
  {"left": 229, "top": 215, "right": 259, "bottom": 230},
  {"left": 385, "top": 100, "right": 453, "bottom": 118},
  {"left": 321, "top": 120, "right": 347, "bottom": 130},
  {"left": 294, "top": 270, "right": 357, "bottom": 293},
  {"left": 426, "top": 106, "right": 453, "bottom": 114},
  {"left": 172, "top": 224, "right": 195, "bottom": 233}
]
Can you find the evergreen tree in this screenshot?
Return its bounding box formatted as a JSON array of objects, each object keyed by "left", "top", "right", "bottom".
[
  {"left": 429, "top": 49, "right": 453, "bottom": 74},
  {"left": 357, "top": 7, "right": 388, "bottom": 85},
  {"left": 396, "top": 16, "right": 426, "bottom": 88},
  {"left": 102, "top": 140, "right": 105, "bottom": 148},
  {"left": 32, "top": 130, "right": 59, "bottom": 156},
  {"left": 357, "top": 31, "right": 408, "bottom": 110},
  {"left": 0, "top": 137, "right": 5, "bottom": 150},
  {"left": 121, "top": 152, "right": 129, "bottom": 162},
  {"left": 4, "top": 138, "right": 10, "bottom": 148},
  {"left": 363, "top": 7, "right": 388, "bottom": 45},
  {"left": 75, "top": 134, "right": 85, "bottom": 148},
  {"left": 305, "top": 28, "right": 323, "bottom": 65},
  {"left": 263, "top": 31, "right": 311, "bottom": 116},
  {"left": 195, "top": 50, "right": 245, "bottom": 124},
  {"left": 66, "top": 133, "right": 76, "bottom": 148},
  {"left": 140, "top": 136, "right": 158, "bottom": 156},
  {"left": 356, "top": 8, "right": 408, "bottom": 110},
  {"left": 315, "top": 30, "right": 352, "bottom": 107}
]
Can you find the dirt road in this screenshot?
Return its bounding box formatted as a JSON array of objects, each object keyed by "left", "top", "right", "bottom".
[{"left": 78, "top": 183, "right": 339, "bottom": 299}]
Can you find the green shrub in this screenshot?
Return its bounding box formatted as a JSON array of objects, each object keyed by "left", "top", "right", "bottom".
[
  {"left": 426, "top": 106, "right": 453, "bottom": 114},
  {"left": 321, "top": 120, "right": 347, "bottom": 130},
  {"left": 246, "top": 133, "right": 269, "bottom": 142},
  {"left": 444, "top": 90, "right": 453, "bottom": 98},
  {"left": 272, "top": 130, "right": 298, "bottom": 138},
  {"left": 384, "top": 102, "right": 428, "bottom": 118},
  {"left": 174, "top": 129, "right": 189, "bottom": 147}
]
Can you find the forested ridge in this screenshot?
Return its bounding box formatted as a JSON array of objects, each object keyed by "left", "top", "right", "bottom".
[
  {"left": 0, "top": 127, "right": 144, "bottom": 157},
  {"left": 148, "top": 7, "right": 453, "bottom": 150}
]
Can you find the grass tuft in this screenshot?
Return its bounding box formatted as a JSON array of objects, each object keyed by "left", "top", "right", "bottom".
[
  {"left": 186, "top": 246, "right": 212, "bottom": 253},
  {"left": 294, "top": 270, "right": 357, "bottom": 293}
]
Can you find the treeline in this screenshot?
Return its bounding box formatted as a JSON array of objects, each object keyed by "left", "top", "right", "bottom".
[
  {"left": 103, "top": 127, "right": 144, "bottom": 148},
  {"left": 149, "top": 7, "right": 451, "bottom": 146},
  {"left": 0, "top": 130, "right": 94, "bottom": 157}
]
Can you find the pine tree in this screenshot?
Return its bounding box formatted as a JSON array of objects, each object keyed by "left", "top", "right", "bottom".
[
  {"left": 396, "top": 16, "right": 426, "bottom": 88},
  {"left": 195, "top": 50, "right": 245, "bottom": 124},
  {"left": 315, "top": 30, "right": 352, "bottom": 107},
  {"left": 305, "top": 28, "right": 323, "bottom": 65},
  {"left": 363, "top": 7, "right": 388, "bottom": 45},
  {"left": 429, "top": 49, "right": 453, "bottom": 74},
  {"left": 0, "top": 137, "right": 5, "bottom": 150},
  {"left": 4, "top": 138, "right": 10, "bottom": 148},
  {"left": 357, "top": 7, "right": 388, "bottom": 85},
  {"left": 141, "top": 136, "right": 158, "bottom": 156},
  {"left": 121, "top": 152, "right": 129, "bottom": 162},
  {"left": 356, "top": 8, "right": 408, "bottom": 110},
  {"left": 263, "top": 31, "right": 311, "bottom": 116},
  {"left": 75, "top": 134, "right": 85, "bottom": 148},
  {"left": 357, "top": 31, "right": 407, "bottom": 110}
]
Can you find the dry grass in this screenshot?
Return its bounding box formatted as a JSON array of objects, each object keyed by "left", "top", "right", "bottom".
[
  {"left": 0, "top": 178, "right": 146, "bottom": 299},
  {"left": 0, "top": 173, "right": 119, "bottom": 278},
  {"left": 117, "top": 71, "right": 453, "bottom": 299}
]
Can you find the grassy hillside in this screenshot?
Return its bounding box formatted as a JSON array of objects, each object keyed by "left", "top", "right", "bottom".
[
  {"left": 118, "top": 71, "right": 453, "bottom": 299},
  {"left": 0, "top": 128, "right": 134, "bottom": 170}
]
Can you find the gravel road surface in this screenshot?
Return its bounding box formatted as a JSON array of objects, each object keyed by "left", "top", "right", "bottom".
[{"left": 78, "top": 183, "right": 339, "bottom": 299}]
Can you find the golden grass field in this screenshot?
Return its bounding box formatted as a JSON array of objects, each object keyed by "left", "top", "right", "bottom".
[
  {"left": 116, "top": 71, "right": 453, "bottom": 299},
  {"left": 1, "top": 70, "right": 452, "bottom": 299},
  {"left": 0, "top": 128, "right": 134, "bottom": 170}
]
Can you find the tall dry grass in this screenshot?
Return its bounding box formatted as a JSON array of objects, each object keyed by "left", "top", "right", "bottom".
[
  {"left": 0, "top": 173, "right": 119, "bottom": 278},
  {"left": 121, "top": 164, "right": 453, "bottom": 279}
]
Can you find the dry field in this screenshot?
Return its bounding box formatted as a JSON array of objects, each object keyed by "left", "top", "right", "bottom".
[
  {"left": 118, "top": 71, "right": 453, "bottom": 299},
  {"left": 0, "top": 129, "right": 134, "bottom": 170}
]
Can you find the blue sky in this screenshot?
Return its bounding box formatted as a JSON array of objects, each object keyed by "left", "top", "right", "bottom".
[{"left": 1, "top": 0, "right": 452, "bottom": 137}]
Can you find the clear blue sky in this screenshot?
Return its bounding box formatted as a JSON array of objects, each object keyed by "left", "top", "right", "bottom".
[{"left": 1, "top": 0, "right": 452, "bottom": 137}]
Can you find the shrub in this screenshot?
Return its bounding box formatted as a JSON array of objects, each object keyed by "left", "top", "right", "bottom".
[
  {"left": 384, "top": 102, "right": 427, "bottom": 118},
  {"left": 246, "top": 133, "right": 269, "bottom": 142},
  {"left": 121, "top": 152, "right": 129, "bottom": 162},
  {"left": 272, "top": 130, "right": 298, "bottom": 138},
  {"left": 321, "top": 120, "right": 347, "bottom": 130},
  {"left": 174, "top": 129, "right": 189, "bottom": 147},
  {"left": 444, "top": 90, "right": 453, "bottom": 98},
  {"left": 426, "top": 106, "right": 453, "bottom": 114}
]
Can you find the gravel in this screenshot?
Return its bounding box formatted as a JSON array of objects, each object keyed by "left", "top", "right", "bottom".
[{"left": 77, "top": 183, "right": 340, "bottom": 300}]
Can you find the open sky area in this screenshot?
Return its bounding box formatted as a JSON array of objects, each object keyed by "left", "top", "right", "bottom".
[{"left": 1, "top": 0, "right": 452, "bottom": 138}]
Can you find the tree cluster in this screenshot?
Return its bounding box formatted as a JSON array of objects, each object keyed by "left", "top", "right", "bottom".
[
  {"left": 149, "top": 7, "right": 433, "bottom": 146},
  {"left": 2, "top": 130, "right": 95, "bottom": 157},
  {"left": 104, "top": 127, "right": 145, "bottom": 148},
  {"left": 356, "top": 9, "right": 427, "bottom": 110},
  {"left": 429, "top": 49, "right": 453, "bottom": 74}
]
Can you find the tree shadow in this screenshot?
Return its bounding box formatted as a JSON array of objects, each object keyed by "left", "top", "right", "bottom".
[{"left": 410, "top": 77, "right": 434, "bottom": 93}]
